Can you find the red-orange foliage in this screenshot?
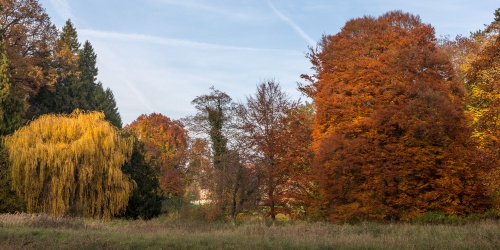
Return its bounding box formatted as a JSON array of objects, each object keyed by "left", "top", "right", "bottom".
[
  {"left": 280, "top": 103, "right": 316, "bottom": 219},
  {"left": 302, "top": 11, "right": 487, "bottom": 222},
  {"left": 240, "top": 81, "right": 316, "bottom": 220},
  {"left": 125, "top": 113, "right": 188, "bottom": 197},
  {"left": 242, "top": 81, "right": 299, "bottom": 220}
]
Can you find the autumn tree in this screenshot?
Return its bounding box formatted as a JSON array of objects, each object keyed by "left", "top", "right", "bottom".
[
  {"left": 302, "top": 11, "right": 487, "bottom": 222},
  {"left": 185, "top": 87, "right": 233, "bottom": 213},
  {"left": 239, "top": 80, "right": 301, "bottom": 220},
  {"left": 3, "top": 111, "right": 134, "bottom": 219},
  {"left": 463, "top": 12, "right": 500, "bottom": 209},
  {"left": 185, "top": 137, "right": 211, "bottom": 202},
  {"left": 280, "top": 102, "right": 316, "bottom": 220},
  {"left": 184, "top": 87, "right": 258, "bottom": 219},
  {"left": 125, "top": 113, "right": 188, "bottom": 198},
  {"left": 28, "top": 21, "right": 122, "bottom": 128},
  {"left": 28, "top": 19, "right": 80, "bottom": 119},
  {"left": 439, "top": 8, "right": 500, "bottom": 213},
  {"left": 0, "top": 0, "right": 58, "bottom": 101}
]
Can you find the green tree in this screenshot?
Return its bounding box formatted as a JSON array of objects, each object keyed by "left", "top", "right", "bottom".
[
  {"left": 76, "top": 40, "right": 122, "bottom": 128},
  {"left": 190, "top": 87, "right": 231, "bottom": 171},
  {"left": 92, "top": 83, "right": 123, "bottom": 128},
  {"left": 121, "top": 137, "right": 162, "bottom": 220},
  {"left": 0, "top": 40, "right": 27, "bottom": 213},
  {"left": 60, "top": 19, "right": 80, "bottom": 51},
  {"left": 4, "top": 111, "right": 134, "bottom": 219},
  {"left": 28, "top": 22, "right": 122, "bottom": 128},
  {"left": 27, "top": 19, "right": 80, "bottom": 119},
  {"left": 184, "top": 87, "right": 258, "bottom": 219},
  {"left": 0, "top": 41, "right": 24, "bottom": 136}
]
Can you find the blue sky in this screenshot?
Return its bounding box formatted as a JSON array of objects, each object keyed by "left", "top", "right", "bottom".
[{"left": 40, "top": 0, "right": 499, "bottom": 125}]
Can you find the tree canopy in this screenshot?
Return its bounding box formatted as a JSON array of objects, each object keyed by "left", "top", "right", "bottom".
[
  {"left": 302, "top": 11, "right": 487, "bottom": 221},
  {"left": 0, "top": 0, "right": 58, "bottom": 101},
  {"left": 28, "top": 21, "right": 122, "bottom": 128},
  {"left": 125, "top": 113, "right": 188, "bottom": 197},
  {"left": 4, "top": 110, "right": 133, "bottom": 219}
]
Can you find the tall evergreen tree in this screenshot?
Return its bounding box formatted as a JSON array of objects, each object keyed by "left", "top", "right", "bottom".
[
  {"left": 29, "top": 21, "right": 122, "bottom": 128},
  {"left": 60, "top": 20, "right": 80, "bottom": 52},
  {"left": 78, "top": 41, "right": 98, "bottom": 86},
  {"left": 0, "top": 42, "right": 25, "bottom": 136},
  {"left": 28, "top": 19, "right": 80, "bottom": 118},
  {"left": 121, "top": 138, "right": 162, "bottom": 220},
  {"left": 93, "top": 85, "right": 122, "bottom": 128}
]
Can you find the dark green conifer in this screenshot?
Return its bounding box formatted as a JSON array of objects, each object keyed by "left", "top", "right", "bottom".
[
  {"left": 121, "top": 138, "right": 162, "bottom": 219},
  {"left": 29, "top": 21, "right": 122, "bottom": 128}
]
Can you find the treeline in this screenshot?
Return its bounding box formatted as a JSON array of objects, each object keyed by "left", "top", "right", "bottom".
[{"left": 1, "top": 0, "right": 500, "bottom": 223}]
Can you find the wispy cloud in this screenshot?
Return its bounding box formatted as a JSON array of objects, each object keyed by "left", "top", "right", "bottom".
[
  {"left": 267, "top": 0, "right": 316, "bottom": 47},
  {"left": 79, "top": 29, "right": 301, "bottom": 53},
  {"left": 49, "top": 0, "right": 74, "bottom": 21},
  {"left": 147, "top": 0, "right": 256, "bottom": 21}
]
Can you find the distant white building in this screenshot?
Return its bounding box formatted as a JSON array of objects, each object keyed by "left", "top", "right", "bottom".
[{"left": 191, "top": 188, "right": 211, "bottom": 205}]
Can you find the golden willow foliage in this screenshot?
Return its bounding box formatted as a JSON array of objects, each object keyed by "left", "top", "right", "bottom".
[{"left": 3, "top": 110, "right": 134, "bottom": 219}]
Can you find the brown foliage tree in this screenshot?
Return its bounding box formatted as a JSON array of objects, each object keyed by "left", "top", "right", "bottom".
[
  {"left": 0, "top": 0, "right": 58, "bottom": 101},
  {"left": 240, "top": 80, "right": 307, "bottom": 220},
  {"left": 280, "top": 103, "right": 316, "bottom": 219},
  {"left": 302, "top": 11, "right": 487, "bottom": 222},
  {"left": 125, "top": 113, "right": 188, "bottom": 198}
]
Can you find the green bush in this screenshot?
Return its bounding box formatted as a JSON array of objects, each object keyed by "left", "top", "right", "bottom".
[{"left": 413, "top": 211, "right": 467, "bottom": 224}]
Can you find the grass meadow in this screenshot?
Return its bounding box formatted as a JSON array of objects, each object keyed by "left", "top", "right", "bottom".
[{"left": 1, "top": 213, "right": 500, "bottom": 249}]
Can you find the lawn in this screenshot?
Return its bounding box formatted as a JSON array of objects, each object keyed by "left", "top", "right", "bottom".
[{"left": 1, "top": 213, "right": 499, "bottom": 249}]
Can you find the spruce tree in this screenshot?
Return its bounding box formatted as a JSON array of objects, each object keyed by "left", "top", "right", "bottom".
[
  {"left": 27, "top": 19, "right": 80, "bottom": 118},
  {"left": 0, "top": 41, "right": 25, "bottom": 136},
  {"left": 121, "top": 138, "right": 162, "bottom": 219},
  {"left": 78, "top": 41, "right": 122, "bottom": 128},
  {"left": 29, "top": 21, "right": 122, "bottom": 128},
  {"left": 60, "top": 20, "right": 80, "bottom": 51},
  {"left": 92, "top": 83, "right": 122, "bottom": 128}
]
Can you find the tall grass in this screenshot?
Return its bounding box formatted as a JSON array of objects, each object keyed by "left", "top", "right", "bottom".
[{"left": 1, "top": 213, "right": 500, "bottom": 249}]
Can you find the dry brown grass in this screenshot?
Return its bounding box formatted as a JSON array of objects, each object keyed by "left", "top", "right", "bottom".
[{"left": 1, "top": 213, "right": 499, "bottom": 249}]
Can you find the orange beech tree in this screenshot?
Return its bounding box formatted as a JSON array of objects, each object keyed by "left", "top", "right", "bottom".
[
  {"left": 301, "top": 11, "right": 487, "bottom": 222},
  {"left": 125, "top": 113, "right": 188, "bottom": 198}
]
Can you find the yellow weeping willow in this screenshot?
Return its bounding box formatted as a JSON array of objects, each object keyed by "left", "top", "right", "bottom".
[{"left": 3, "top": 110, "right": 134, "bottom": 219}]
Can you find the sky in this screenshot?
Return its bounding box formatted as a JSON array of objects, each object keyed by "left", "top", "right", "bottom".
[{"left": 39, "top": 0, "right": 499, "bottom": 125}]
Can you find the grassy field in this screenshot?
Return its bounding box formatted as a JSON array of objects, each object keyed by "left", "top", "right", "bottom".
[{"left": 1, "top": 213, "right": 500, "bottom": 249}]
